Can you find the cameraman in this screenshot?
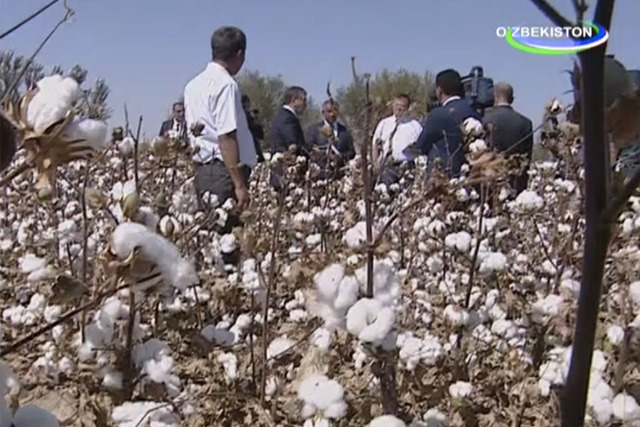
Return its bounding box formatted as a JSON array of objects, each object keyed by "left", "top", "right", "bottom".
[
  {"left": 415, "top": 69, "right": 481, "bottom": 178},
  {"left": 242, "top": 95, "right": 265, "bottom": 163}
]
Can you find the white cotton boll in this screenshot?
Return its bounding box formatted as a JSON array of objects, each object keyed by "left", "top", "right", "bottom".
[
  {"left": 368, "top": 415, "right": 406, "bottom": 427},
  {"left": 444, "top": 305, "right": 469, "bottom": 327},
  {"left": 355, "top": 258, "right": 401, "bottom": 307},
  {"left": 478, "top": 252, "right": 507, "bottom": 274},
  {"left": 27, "top": 266, "right": 56, "bottom": 282},
  {"left": 423, "top": 408, "right": 448, "bottom": 426},
  {"left": 469, "top": 139, "right": 487, "bottom": 153},
  {"left": 297, "top": 375, "right": 347, "bottom": 421},
  {"left": 289, "top": 309, "right": 307, "bottom": 322},
  {"left": 531, "top": 294, "right": 564, "bottom": 323},
  {"left": 117, "top": 137, "right": 135, "bottom": 156},
  {"left": 612, "top": 393, "right": 640, "bottom": 422},
  {"left": 449, "top": 381, "right": 472, "bottom": 398},
  {"left": 513, "top": 190, "right": 544, "bottom": 211},
  {"left": 220, "top": 234, "right": 237, "bottom": 254},
  {"left": 63, "top": 118, "right": 108, "bottom": 149},
  {"left": 27, "top": 75, "right": 81, "bottom": 134},
  {"left": 158, "top": 215, "right": 180, "bottom": 236},
  {"left": 344, "top": 221, "right": 379, "bottom": 249},
  {"left": 463, "top": 117, "right": 483, "bottom": 137},
  {"left": 312, "top": 328, "right": 332, "bottom": 351},
  {"left": 218, "top": 353, "right": 238, "bottom": 380},
  {"left": 111, "top": 222, "right": 198, "bottom": 291},
  {"left": 19, "top": 253, "right": 46, "bottom": 273},
  {"left": 11, "top": 404, "right": 59, "bottom": 427},
  {"left": 607, "top": 325, "right": 625, "bottom": 346},
  {"left": 630, "top": 281, "right": 640, "bottom": 308},
  {"left": 267, "top": 337, "right": 295, "bottom": 360},
  {"left": 346, "top": 298, "right": 395, "bottom": 344},
  {"left": 102, "top": 371, "right": 123, "bottom": 389},
  {"left": 111, "top": 401, "right": 180, "bottom": 427},
  {"left": 444, "top": 231, "right": 472, "bottom": 253}
]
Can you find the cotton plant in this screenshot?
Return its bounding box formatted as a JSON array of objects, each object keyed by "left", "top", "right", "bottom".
[
  {"left": 297, "top": 374, "right": 347, "bottom": 425},
  {"left": 4, "top": 74, "right": 109, "bottom": 198}
]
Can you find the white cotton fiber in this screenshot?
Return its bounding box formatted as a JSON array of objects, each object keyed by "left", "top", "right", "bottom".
[
  {"left": 111, "top": 222, "right": 198, "bottom": 290},
  {"left": 26, "top": 75, "right": 81, "bottom": 134},
  {"left": 63, "top": 118, "right": 109, "bottom": 149}
]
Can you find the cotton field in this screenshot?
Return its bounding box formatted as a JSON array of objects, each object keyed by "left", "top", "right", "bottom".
[{"left": 2, "top": 79, "right": 640, "bottom": 427}]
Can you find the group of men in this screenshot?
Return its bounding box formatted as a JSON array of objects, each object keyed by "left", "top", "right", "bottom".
[{"left": 158, "top": 25, "right": 535, "bottom": 226}]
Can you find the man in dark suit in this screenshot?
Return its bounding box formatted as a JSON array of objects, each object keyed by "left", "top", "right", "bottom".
[
  {"left": 483, "top": 82, "right": 533, "bottom": 194},
  {"left": 269, "top": 86, "right": 308, "bottom": 191},
  {"left": 415, "top": 69, "right": 481, "bottom": 179},
  {"left": 242, "top": 94, "right": 265, "bottom": 163},
  {"left": 158, "top": 101, "right": 187, "bottom": 140},
  {"left": 305, "top": 99, "right": 354, "bottom": 179}
]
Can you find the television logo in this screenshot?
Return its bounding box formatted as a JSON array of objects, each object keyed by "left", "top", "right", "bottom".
[{"left": 496, "top": 21, "right": 609, "bottom": 55}]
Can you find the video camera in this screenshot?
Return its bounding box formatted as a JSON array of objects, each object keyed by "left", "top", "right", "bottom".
[{"left": 427, "top": 66, "right": 495, "bottom": 116}]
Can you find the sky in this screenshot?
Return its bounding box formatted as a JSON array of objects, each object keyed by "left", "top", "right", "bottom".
[{"left": 1, "top": 0, "right": 638, "bottom": 139}]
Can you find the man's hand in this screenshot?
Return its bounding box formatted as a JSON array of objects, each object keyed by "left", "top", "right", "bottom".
[{"left": 234, "top": 182, "right": 250, "bottom": 212}]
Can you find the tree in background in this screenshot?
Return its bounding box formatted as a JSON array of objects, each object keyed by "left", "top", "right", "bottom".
[
  {"left": 0, "top": 50, "right": 112, "bottom": 121},
  {"left": 336, "top": 68, "right": 434, "bottom": 130},
  {"left": 236, "top": 70, "right": 321, "bottom": 150}
]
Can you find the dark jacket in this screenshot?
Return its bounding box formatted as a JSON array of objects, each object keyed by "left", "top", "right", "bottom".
[
  {"left": 416, "top": 97, "right": 481, "bottom": 178},
  {"left": 246, "top": 111, "right": 265, "bottom": 162},
  {"left": 269, "top": 107, "right": 307, "bottom": 191},
  {"left": 483, "top": 104, "right": 533, "bottom": 193},
  {"left": 159, "top": 119, "right": 187, "bottom": 140},
  {"left": 305, "top": 120, "right": 354, "bottom": 178},
  {"left": 270, "top": 107, "right": 306, "bottom": 156}
]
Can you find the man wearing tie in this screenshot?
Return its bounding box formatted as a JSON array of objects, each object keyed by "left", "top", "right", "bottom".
[
  {"left": 305, "top": 99, "right": 354, "bottom": 179},
  {"left": 269, "top": 86, "right": 308, "bottom": 191},
  {"left": 159, "top": 101, "right": 187, "bottom": 140},
  {"left": 371, "top": 93, "right": 423, "bottom": 187}
]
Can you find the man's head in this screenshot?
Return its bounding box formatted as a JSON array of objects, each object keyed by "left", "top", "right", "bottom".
[
  {"left": 211, "top": 26, "right": 247, "bottom": 76},
  {"left": 241, "top": 94, "right": 251, "bottom": 112},
  {"left": 493, "top": 82, "right": 514, "bottom": 105},
  {"left": 435, "top": 69, "right": 464, "bottom": 104},
  {"left": 172, "top": 102, "right": 185, "bottom": 122},
  {"left": 392, "top": 94, "right": 411, "bottom": 119},
  {"left": 322, "top": 100, "right": 339, "bottom": 124},
  {"left": 283, "top": 86, "right": 307, "bottom": 115}
]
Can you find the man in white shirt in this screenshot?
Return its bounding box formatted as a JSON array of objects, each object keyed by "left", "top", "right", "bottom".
[
  {"left": 371, "top": 93, "right": 423, "bottom": 187},
  {"left": 183, "top": 26, "right": 256, "bottom": 220}
]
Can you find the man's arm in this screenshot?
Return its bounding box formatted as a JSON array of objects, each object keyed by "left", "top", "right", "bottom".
[
  {"left": 371, "top": 120, "right": 383, "bottom": 163},
  {"left": 415, "top": 111, "right": 444, "bottom": 156},
  {"left": 305, "top": 123, "right": 318, "bottom": 153},
  {"left": 213, "top": 83, "right": 247, "bottom": 189},
  {"left": 342, "top": 130, "right": 355, "bottom": 160},
  {"left": 281, "top": 114, "right": 304, "bottom": 151},
  {"left": 522, "top": 118, "right": 534, "bottom": 160},
  {"left": 159, "top": 121, "right": 167, "bottom": 137}
]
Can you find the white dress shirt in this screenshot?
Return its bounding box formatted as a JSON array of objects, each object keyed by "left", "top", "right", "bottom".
[
  {"left": 372, "top": 115, "right": 423, "bottom": 162},
  {"left": 183, "top": 62, "right": 256, "bottom": 166}
]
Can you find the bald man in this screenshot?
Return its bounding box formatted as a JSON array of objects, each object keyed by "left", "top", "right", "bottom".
[{"left": 483, "top": 82, "right": 533, "bottom": 195}]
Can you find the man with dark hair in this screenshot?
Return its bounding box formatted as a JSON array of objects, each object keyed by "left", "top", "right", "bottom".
[
  {"left": 372, "top": 93, "right": 423, "bottom": 187},
  {"left": 305, "top": 99, "right": 354, "bottom": 179},
  {"left": 183, "top": 25, "right": 256, "bottom": 257},
  {"left": 483, "top": 82, "right": 533, "bottom": 195},
  {"left": 241, "top": 95, "right": 265, "bottom": 163},
  {"left": 159, "top": 101, "right": 187, "bottom": 140},
  {"left": 269, "top": 86, "right": 307, "bottom": 190},
  {"left": 416, "top": 68, "right": 480, "bottom": 178}
]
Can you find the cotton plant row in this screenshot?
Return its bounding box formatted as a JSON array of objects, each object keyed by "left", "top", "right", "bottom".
[{"left": 1, "top": 92, "right": 640, "bottom": 425}]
